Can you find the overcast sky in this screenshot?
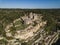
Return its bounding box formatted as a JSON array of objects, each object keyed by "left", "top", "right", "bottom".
[{"left": 0, "top": 0, "right": 60, "bottom": 9}]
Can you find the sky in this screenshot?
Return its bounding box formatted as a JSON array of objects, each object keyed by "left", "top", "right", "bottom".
[{"left": 0, "top": 0, "right": 60, "bottom": 9}]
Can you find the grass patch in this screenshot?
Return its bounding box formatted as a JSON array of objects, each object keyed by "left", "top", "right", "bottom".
[{"left": 14, "top": 20, "right": 22, "bottom": 25}]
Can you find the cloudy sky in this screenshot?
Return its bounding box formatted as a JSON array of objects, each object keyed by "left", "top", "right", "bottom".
[{"left": 0, "top": 0, "right": 60, "bottom": 8}]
